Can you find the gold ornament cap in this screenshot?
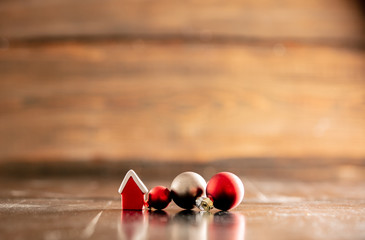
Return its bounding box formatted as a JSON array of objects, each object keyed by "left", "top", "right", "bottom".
[{"left": 196, "top": 197, "right": 213, "bottom": 212}]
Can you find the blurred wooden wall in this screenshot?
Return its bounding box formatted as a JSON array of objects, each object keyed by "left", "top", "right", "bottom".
[{"left": 0, "top": 0, "right": 364, "bottom": 163}]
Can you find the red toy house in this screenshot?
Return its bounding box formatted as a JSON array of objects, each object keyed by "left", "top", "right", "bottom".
[{"left": 118, "top": 170, "right": 148, "bottom": 210}]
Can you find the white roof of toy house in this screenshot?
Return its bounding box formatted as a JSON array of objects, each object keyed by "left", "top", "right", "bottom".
[{"left": 118, "top": 170, "right": 148, "bottom": 194}]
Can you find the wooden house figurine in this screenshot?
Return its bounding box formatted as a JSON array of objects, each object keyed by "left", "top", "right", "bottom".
[{"left": 118, "top": 170, "right": 148, "bottom": 210}]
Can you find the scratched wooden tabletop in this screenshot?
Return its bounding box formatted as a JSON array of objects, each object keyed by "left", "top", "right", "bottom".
[
  {"left": 0, "top": 165, "right": 364, "bottom": 240},
  {"left": 1, "top": 0, "right": 365, "bottom": 239}
]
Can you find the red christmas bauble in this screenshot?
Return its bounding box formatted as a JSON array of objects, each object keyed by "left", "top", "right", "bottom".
[
  {"left": 206, "top": 172, "right": 244, "bottom": 211},
  {"left": 146, "top": 186, "right": 171, "bottom": 210}
]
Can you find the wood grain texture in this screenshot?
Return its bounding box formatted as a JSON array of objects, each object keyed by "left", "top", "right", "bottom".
[
  {"left": 0, "top": 0, "right": 364, "bottom": 43},
  {"left": 0, "top": 175, "right": 364, "bottom": 240},
  {"left": 0, "top": 42, "right": 364, "bottom": 162},
  {"left": 0, "top": 0, "right": 364, "bottom": 163}
]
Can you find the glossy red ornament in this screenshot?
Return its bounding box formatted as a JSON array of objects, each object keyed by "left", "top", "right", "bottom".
[
  {"left": 206, "top": 172, "right": 244, "bottom": 211},
  {"left": 146, "top": 186, "right": 171, "bottom": 210}
]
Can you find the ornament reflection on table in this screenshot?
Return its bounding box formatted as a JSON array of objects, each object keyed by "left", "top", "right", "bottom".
[
  {"left": 120, "top": 209, "right": 246, "bottom": 240},
  {"left": 118, "top": 170, "right": 244, "bottom": 211}
]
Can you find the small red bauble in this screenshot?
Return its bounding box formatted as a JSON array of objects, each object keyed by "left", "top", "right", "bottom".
[
  {"left": 206, "top": 172, "right": 244, "bottom": 211},
  {"left": 146, "top": 186, "right": 171, "bottom": 210}
]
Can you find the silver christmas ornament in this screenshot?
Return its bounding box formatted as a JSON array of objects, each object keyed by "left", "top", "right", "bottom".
[{"left": 170, "top": 172, "right": 206, "bottom": 210}]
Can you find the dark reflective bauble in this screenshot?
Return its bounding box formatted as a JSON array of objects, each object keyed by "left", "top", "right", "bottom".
[{"left": 170, "top": 172, "right": 206, "bottom": 210}]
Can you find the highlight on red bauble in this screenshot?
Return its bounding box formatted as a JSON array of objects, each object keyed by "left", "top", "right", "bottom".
[
  {"left": 206, "top": 172, "right": 244, "bottom": 211},
  {"left": 146, "top": 186, "right": 171, "bottom": 210}
]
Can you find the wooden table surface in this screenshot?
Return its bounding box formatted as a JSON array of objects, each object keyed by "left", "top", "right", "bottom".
[
  {"left": 1, "top": 171, "right": 364, "bottom": 240},
  {"left": 0, "top": 2, "right": 364, "bottom": 239}
]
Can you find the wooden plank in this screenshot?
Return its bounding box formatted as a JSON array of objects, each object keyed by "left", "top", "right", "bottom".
[
  {"left": 0, "top": 0, "right": 364, "bottom": 43},
  {"left": 0, "top": 176, "right": 365, "bottom": 240},
  {"left": 0, "top": 42, "right": 364, "bottom": 162}
]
